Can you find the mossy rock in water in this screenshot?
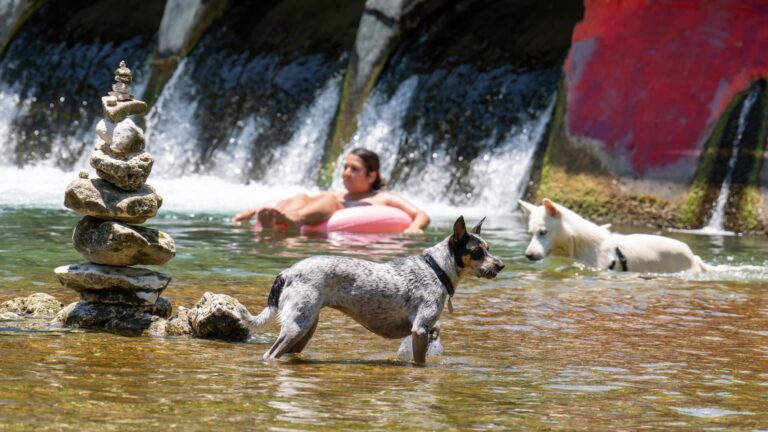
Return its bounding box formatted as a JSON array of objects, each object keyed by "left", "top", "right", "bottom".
[
  {"left": 187, "top": 292, "right": 253, "bottom": 341},
  {"left": 0, "top": 293, "right": 63, "bottom": 318}
]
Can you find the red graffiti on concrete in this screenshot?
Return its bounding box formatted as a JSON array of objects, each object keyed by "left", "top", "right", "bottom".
[{"left": 565, "top": 0, "right": 768, "bottom": 175}]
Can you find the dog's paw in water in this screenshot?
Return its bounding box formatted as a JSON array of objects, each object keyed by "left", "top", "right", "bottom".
[{"left": 396, "top": 335, "right": 444, "bottom": 362}]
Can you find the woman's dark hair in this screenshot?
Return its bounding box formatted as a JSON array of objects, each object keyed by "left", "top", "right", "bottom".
[{"left": 350, "top": 147, "right": 386, "bottom": 191}]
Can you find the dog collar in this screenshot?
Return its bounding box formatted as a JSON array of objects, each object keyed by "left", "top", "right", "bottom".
[
  {"left": 422, "top": 254, "right": 455, "bottom": 297},
  {"left": 608, "top": 247, "right": 628, "bottom": 271}
]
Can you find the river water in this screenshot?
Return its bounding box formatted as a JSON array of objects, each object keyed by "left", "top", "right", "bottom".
[{"left": 1, "top": 207, "right": 767, "bottom": 430}]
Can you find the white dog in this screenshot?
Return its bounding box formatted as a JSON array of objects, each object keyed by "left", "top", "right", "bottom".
[{"left": 518, "top": 199, "right": 710, "bottom": 273}]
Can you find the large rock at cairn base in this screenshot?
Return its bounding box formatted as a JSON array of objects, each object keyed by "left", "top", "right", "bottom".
[
  {"left": 55, "top": 297, "right": 172, "bottom": 336},
  {"left": 73, "top": 217, "right": 175, "bottom": 266},
  {"left": 90, "top": 142, "right": 153, "bottom": 191},
  {"left": 54, "top": 263, "right": 171, "bottom": 306},
  {"left": 187, "top": 292, "right": 253, "bottom": 341},
  {"left": 64, "top": 178, "right": 162, "bottom": 223}
]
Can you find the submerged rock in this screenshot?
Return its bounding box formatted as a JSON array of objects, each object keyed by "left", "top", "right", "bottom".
[
  {"left": 64, "top": 178, "right": 162, "bottom": 223},
  {"left": 148, "top": 305, "right": 193, "bottom": 337},
  {"left": 0, "top": 293, "right": 63, "bottom": 318},
  {"left": 90, "top": 146, "right": 153, "bottom": 191},
  {"left": 55, "top": 297, "right": 172, "bottom": 336},
  {"left": 72, "top": 216, "right": 175, "bottom": 266}
]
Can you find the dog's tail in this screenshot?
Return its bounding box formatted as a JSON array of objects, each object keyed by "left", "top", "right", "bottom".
[
  {"left": 247, "top": 274, "right": 285, "bottom": 333},
  {"left": 695, "top": 255, "right": 713, "bottom": 272}
]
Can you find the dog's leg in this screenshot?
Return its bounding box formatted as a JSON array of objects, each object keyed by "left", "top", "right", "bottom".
[
  {"left": 411, "top": 325, "right": 429, "bottom": 365},
  {"left": 264, "top": 324, "right": 304, "bottom": 360},
  {"left": 287, "top": 317, "right": 319, "bottom": 354},
  {"left": 264, "top": 311, "right": 321, "bottom": 360}
]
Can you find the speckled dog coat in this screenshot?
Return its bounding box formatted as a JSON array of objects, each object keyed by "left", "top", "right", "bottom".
[{"left": 248, "top": 216, "right": 504, "bottom": 364}]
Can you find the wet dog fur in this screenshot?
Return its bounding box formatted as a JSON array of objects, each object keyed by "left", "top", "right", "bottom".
[
  {"left": 247, "top": 216, "right": 504, "bottom": 364},
  {"left": 519, "top": 198, "right": 710, "bottom": 273}
]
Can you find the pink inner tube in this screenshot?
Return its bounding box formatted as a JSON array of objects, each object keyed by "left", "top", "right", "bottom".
[{"left": 301, "top": 206, "right": 412, "bottom": 234}]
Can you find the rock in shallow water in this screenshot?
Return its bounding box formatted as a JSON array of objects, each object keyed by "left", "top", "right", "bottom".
[
  {"left": 187, "top": 292, "right": 253, "bottom": 341},
  {"left": 55, "top": 297, "right": 172, "bottom": 336},
  {"left": 146, "top": 294, "right": 254, "bottom": 341},
  {"left": 64, "top": 178, "right": 162, "bottom": 223},
  {"left": 0, "top": 293, "right": 63, "bottom": 318},
  {"left": 73, "top": 216, "right": 175, "bottom": 266}
]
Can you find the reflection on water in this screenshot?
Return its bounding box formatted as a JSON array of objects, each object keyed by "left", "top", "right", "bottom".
[{"left": 1, "top": 208, "right": 768, "bottom": 429}]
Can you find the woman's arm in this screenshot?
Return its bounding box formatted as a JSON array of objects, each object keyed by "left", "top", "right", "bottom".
[
  {"left": 232, "top": 208, "right": 258, "bottom": 223},
  {"left": 382, "top": 193, "right": 430, "bottom": 234}
]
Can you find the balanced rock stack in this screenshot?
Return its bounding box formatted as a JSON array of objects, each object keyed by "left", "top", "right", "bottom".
[{"left": 54, "top": 61, "right": 176, "bottom": 334}]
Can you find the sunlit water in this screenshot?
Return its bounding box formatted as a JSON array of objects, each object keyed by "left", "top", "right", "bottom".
[{"left": 1, "top": 207, "right": 767, "bottom": 430}]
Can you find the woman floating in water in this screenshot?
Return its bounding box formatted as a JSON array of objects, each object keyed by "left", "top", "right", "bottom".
[{"left": 232, "top": 148, "right": 431, "bottom": 233}]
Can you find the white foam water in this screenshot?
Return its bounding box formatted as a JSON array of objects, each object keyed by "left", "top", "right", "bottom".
[
  {"left": 265, "top": 74, "right": 343, "bottom": 186},
  {"left": 144, "top": 58, "right": 204, "bottom": 178},
  {"left": 0, "top": 163, "right": 470, "bottom": 218}
]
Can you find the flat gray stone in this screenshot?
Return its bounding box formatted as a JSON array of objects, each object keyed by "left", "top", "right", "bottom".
[
  {"left": 55, "top": 297, "right": 172, "bottom": 336},
  {"left": 90, "top": 143, "right": 153, "bottom": 191},
  {"left": 73, "top": 216, "right": 175, "bottom": 266},
  {"left": 0, "top": 293, "right": 63, "bottom": 318},
  {"left": 64, "top": 178, "right": 162, "bottom": 223},
  {"left": 54, "top": 263, "right": 170, "bottom": 296},
  {"left": 102, "top": 97, "right": 147, "bottom": 123}
]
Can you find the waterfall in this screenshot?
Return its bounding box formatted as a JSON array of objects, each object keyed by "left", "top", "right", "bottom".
[
  {"left": 264, "top": 74, "right": 343, "bottom": 186},
  {"left": 332, "top": 82, "right": 555, "bottom": 214},
  {"left": 703, "top": 88, "right": 760, "bottom": 233}
]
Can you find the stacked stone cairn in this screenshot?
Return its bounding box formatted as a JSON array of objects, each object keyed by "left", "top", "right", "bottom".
[{"left": 54, "top": 61, "right": 175, "bottom": 335}]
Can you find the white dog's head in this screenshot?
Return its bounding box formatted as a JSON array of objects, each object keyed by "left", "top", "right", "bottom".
[{"left": 518, "top": 198, "right": 565, "bottom": 261}]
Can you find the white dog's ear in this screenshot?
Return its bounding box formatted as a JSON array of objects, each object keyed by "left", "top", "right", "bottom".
[
  {"left": 452, "top": 216, "right": 467, "bottom": 240},
  {"left": 471, "top": 217, "right": 486, "bottom": 235},
  {"left": 542, "top": 199, "right": 561, "bottom": 217},
  {"left": 518, "top": 200, "right": 536, "bottom": 215}
]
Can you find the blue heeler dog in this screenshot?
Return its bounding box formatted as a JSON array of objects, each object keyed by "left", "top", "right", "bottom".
[{"left": 248, "top": 216, "right": 505, "bottom": 364}]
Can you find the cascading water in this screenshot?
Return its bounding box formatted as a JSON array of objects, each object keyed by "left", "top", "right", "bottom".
[
  {"left": 331, "top": 0, "right": 569, "bottom": 215},
  {"left": 333, "top": 76, "right": 556, "bottom": 214},
  {"left": 702, "top": 88, "right": 760, "bottom": 234},
  {"left": 0, "top": 0, "right": 578, "bottom": 217},
  {"left": 0, "top": 0, "right": 161, "bottom": 169}
]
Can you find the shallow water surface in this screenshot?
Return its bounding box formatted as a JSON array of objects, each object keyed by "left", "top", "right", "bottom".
[{"left": 1, "top": 208, "right": 767, "bottom": 430}]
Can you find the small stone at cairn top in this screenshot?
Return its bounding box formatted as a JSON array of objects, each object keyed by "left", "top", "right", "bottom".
[
  {"left": 54, "top": 60, "right": 176, "bottom": 335},
  {"left": 102, "top": 61, "right": 147, "bottom": 124},
  {"left": 110, "top": 60, "right": 133, "bottom": 101}
]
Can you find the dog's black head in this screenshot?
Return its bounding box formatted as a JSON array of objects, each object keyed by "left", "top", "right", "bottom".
[{"left": 449, "top": 216, "right": 505, "bottom": 279}]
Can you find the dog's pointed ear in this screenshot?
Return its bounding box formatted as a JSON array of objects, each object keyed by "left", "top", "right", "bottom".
[
  {"left": 542, "top": 198, "right": 561, "bottom": 217},
  {"left": 518, "top": 200, "right": 536, "bottom": 215},
  {"left": 452, "top": 216, "right": 467, "bottom": 241},
  {"left": 471, "top": 217, "right": 486, "bottom": 235}
]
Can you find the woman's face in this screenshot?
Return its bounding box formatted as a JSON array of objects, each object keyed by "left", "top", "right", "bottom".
[{"left": 342, "top": 154, "right": 377, "bottom": 194}]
